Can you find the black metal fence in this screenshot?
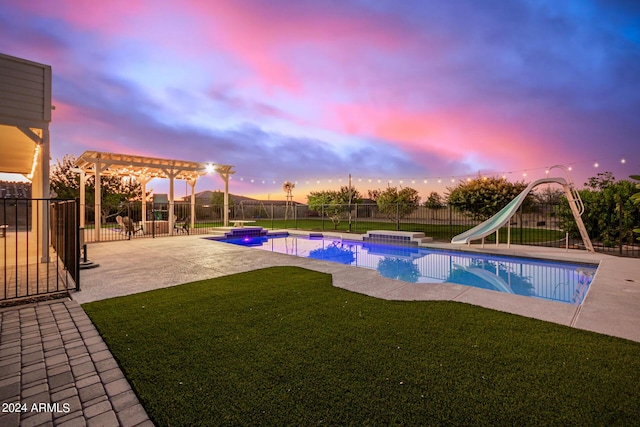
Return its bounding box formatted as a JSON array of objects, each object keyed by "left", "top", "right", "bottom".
[
  {"left": 81, "top": 200, "right": 640, "bottom": 257},
  {"left": 1, "top": 198, "right": 80, "bottom": 303}
]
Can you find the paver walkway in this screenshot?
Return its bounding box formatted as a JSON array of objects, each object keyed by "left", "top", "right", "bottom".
[{"left": 0, "top": 299, "right": 152, "bottom": 427}]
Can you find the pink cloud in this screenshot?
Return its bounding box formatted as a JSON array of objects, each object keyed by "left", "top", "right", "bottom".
[{"left": 182, "top": 0, "right": 413, "bottom": 92}]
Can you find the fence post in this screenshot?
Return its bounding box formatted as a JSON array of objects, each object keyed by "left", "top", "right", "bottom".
[
  {"left": 448, "top": 205, "right": 453, "bottom": 240},
  {"left": 619, "top": 200, "right": 623, "bottom": 255},
  {"left": 519, "top": 207, "right": 523, "bottom": 245},
  {"left": 321, "top": 204, "right": 325, "bottom": 231},
  {"left": 75, "top": 198, "right": 81, "bottom": 291},
  {"left": 355, "top": 203, "right": 358, "bottom": 233},
  {"left": 396, "top": 203, "right": 400, "bottom": 231},
  {"left": 271, "top": 204, "right": 274, "bottom": 230}
]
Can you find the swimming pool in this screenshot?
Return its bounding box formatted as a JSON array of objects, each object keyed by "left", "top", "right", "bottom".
[{"left": 219, "top": 234, "right": 597, "bottom": 305}]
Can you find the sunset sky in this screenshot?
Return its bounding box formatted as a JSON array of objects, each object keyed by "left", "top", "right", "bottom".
[{"left": 1, "top": 0, "right": 638, "bottom": 201}]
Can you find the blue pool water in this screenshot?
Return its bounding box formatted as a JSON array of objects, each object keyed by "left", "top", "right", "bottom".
[{"left": 220, "top": 235, "right": 597, "bottom": 305}]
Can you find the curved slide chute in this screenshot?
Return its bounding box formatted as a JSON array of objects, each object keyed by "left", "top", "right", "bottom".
[{"left": 451, "top": 177, "right": 594, "bottom": 252}]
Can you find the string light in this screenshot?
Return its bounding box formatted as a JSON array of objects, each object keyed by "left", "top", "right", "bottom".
[
  {"left": 228, "top": 156, "right": 628, "bottom": 189},
  {"left": 27, "top": 145, "right": 40, "bottom": 180}
]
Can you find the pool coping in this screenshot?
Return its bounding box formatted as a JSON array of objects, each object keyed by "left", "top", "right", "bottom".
[{"left": 75, "top": 232, "right": 640, "bottom": 343}]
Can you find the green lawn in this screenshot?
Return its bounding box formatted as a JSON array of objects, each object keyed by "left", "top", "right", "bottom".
[{"left": 82, "top": 267, "right": 640, "bottom": 426}]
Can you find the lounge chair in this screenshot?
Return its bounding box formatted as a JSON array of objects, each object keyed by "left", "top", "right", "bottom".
[
  {"left": 116, "top": 215, "right": 144, "bottom": 239},
  {"left": 174, "top": 216, "right": 190, "bottom": 235}
]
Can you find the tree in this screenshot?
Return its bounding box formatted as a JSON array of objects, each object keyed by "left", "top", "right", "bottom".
[
  {"left": 306, "top": 186, "right": 362, "bottom": 230},
  {"left": 50, "top": 155, "right": 144, "bottom": 223},
  {"left": 424, "top": 191, "right": 445, "bottom": 209},
  {"left": 50, "top": 155, "right": 80, "bottom": 199},
  {"left": 556, "top": 172, "right": 640, "bottom": 247},
  {"left": 210, "top": 190, "right": 235, "bottom": 219},
  {"left": 532, "top": 186, "right": 565, "bottom": 206},
  {"left": 447, "top": 176, "right": 530, "bottom": 221},
  {"left": 367, "top": 189, "right": 380, "bottom": 201},
  {"left": 631, "top": 175, "right": 640, "bottom": 240},
  {"left": 375, "top": 185, "right": 420, "bottom": 226},
  {"left": 307, "top": 190, "right": 344, "bottom": 229}
]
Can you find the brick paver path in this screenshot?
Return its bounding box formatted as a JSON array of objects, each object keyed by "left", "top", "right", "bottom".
[{"left": 0, "top": 299, "right": 153, "bottom": 426}]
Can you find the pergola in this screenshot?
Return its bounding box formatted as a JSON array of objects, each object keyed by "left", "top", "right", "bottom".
[
  {"left": 0, "top": 53, "right": 52, "bottom": 262},
  {"left": 73, "top": 151, "right": 235, "bottom": 241}
]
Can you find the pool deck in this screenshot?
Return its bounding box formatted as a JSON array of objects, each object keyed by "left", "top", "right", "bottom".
[
  {"left": 75, "top": 232, "right": 640, "bottom": 343},
  {"left": 3, "top": 232, "right": 636, "bottom": 425}
]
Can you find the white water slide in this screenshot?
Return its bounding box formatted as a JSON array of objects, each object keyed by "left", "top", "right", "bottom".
[{"left": 451, "top": 170, "right": 594, "bottom": 252}]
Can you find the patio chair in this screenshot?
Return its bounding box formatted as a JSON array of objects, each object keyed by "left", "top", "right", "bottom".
[
  {"left": 116, "top": 215, "right": 144, "bottom": 240},
  {"left": 174, "top": 216, "right": 190, "bottom": 235}
]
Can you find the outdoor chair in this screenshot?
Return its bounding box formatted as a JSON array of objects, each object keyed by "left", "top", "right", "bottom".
[
  {"left": 174, "top": 216, "right": 190, "bottom": 235},
  {"left": 116, "top": 215, "right": 144, "bottom": 240}
]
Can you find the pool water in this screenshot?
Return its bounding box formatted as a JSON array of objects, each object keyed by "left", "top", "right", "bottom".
[{"left": 220, "top": 235, "right": 597, "bottom": 305}]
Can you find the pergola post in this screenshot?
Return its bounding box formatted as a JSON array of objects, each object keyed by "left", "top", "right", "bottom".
[
  {"left": 94, "top": 162, "right": 101, "bottom": 242},
  {"left": 189, "top": 178, "right": 196, "bottom": 230},
  {"left": 138, "top": 175, "right": 151, "bottom": 224},
  {"left": 162, "top": 169, "right": 179, "bottom": 234},
  {"left": 215, "top": 165, "right": 235, "bottom": 227},
  {"left": 92, "top": 159, "right": 108, "bottom": 242},
  {"left": 78, "top": 170, "right": 85, "bottom": 228}
]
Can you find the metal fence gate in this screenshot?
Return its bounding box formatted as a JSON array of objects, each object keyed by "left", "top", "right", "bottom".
[{"left": 1, "top": 198, "right": 80, "bottom": 303}]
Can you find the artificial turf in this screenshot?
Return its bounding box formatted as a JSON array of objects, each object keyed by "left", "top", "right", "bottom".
[{"left": 82, "top": 267, "right": 640, "bottom": 426}]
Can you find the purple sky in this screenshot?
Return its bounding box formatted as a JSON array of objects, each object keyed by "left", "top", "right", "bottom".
[{"left": 1, "top": 0, "right": 638, "bottom": 201}]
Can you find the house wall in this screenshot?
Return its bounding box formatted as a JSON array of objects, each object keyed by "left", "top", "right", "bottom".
[{"left": 0, "top": 53, "right": 52, "bottom": 127}]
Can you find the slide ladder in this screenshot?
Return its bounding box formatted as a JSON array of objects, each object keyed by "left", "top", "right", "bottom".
[
  {"left": 451, "top": 166, "right": 594, "bottom": 252},
  {"left": 555, "top": 166, "right": 594, "bottom": 252}
]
